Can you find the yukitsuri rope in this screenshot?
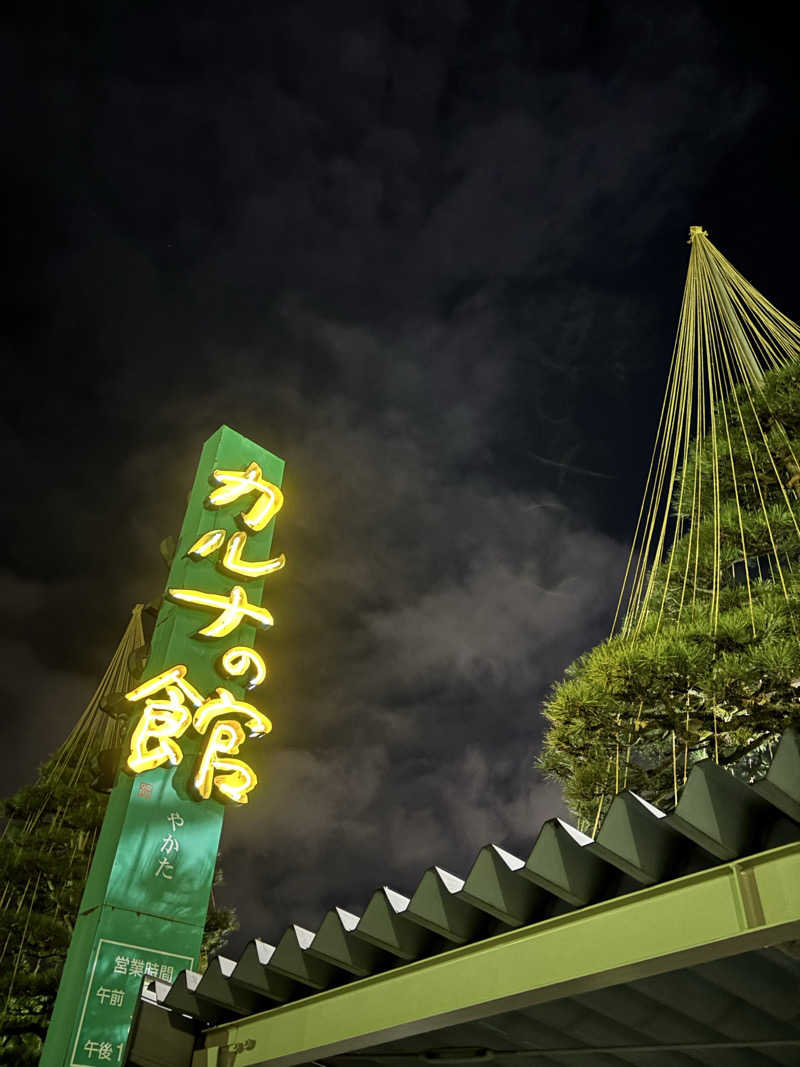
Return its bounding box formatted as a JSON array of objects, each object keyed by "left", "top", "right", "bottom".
[{"left": 596, "top": 228, "right": 800, "bottom": 824}]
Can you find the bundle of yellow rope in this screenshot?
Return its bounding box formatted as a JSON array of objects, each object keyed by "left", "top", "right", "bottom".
[
  {"left": 616, "top": 228, "right": 800, "bottom": 639},
  {"left": 0, "top": 606, "right": 145, "bottom": 1019}
]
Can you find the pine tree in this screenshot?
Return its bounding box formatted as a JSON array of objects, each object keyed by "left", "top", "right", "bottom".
[
  {"left": 0, "top": 754, "right": 105, "bottom": 1063},
  {"left": 539, "top": 235, "right": 800, "bottom": 829}
]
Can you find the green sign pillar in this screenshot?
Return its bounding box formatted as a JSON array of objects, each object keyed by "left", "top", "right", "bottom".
[{"left": 42, "top": 426, "right": 285, "bottom": 1067}]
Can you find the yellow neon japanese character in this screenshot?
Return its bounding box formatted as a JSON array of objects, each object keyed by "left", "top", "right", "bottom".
[
  {"left": 185, "top": 528, "right": 286, "bottom": 580},
  {"left": 193, "top": 720, "right": 257, "bottom": 803},
  {"left": 218, "top": 646, "right": 268, "bottom": 690},
  {"left": 192, "top": 686, "right": 272, "bottom": 737},
  {"left": 207, "top": 461, "right": 284, "bottom": 532},
  {"left": 222, "top": 531, "right": 285, "bottom": 579},
  {"left": 186, "top": 529, "right": 226, "bottom": 560},
  {"left": 126, "top": 685, "right": 193, "bottom": 774},
  {"left": 168, "top": 585, "right": 273, "bottom": 638},
  {"left": 125, "top": 665, "right": 204, "bottom": 708}
]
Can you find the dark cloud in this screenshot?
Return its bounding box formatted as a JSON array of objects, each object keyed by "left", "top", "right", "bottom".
[{"left": 2, "top": 0, "right": 798, "bottom": 950}]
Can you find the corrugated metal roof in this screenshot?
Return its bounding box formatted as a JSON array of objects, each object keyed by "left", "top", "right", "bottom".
[{"left": 130, "top": 728, "right": 800, "bottom": 1063}]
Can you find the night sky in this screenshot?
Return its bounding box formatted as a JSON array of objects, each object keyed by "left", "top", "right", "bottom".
[{"left": 3, "top": 3, "right": 799, "bottom": 950}]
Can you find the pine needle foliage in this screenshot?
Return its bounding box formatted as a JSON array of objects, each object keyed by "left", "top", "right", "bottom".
[{"left": 0, "top": 754, "right": 106, "bottom": 1064}]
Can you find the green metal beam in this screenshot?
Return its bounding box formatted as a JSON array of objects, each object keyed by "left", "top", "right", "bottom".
[
  {"left": 323, "top": 1038, "right": 800, "bottom": 1058},
  {"left": 192, "top": 841, "right": 800, "bottom": 1067}
]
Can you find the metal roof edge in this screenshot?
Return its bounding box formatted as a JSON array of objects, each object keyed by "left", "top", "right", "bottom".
[{"left": 193, "top": 840, "right": 800, "bottom": 1067}]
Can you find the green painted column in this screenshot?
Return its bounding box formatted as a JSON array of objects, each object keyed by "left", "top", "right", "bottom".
[{"left": 42, "top": 426, "right": 285, "bottom": 1067}]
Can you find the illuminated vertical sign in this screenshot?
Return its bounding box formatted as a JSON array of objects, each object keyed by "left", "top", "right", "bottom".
[
  {"left": 42, "top": 426, "right": 286, "bottom": 1067},
  {"left": 124, "top": 456, "right": 285, "bottom": 803}
]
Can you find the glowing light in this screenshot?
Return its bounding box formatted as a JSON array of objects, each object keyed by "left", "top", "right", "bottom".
[
  {"left": 186, "top": 528, "right": 226, "bottom": 559},
  {"left": 186, "top": 527, "right": 284, "bottom": 580},
  {"left": 125, "top": 665, "right": 203, "bottom": 708},
  {"left": 222, "top": 531, "right": 285, "bottom": 579},
  {"left": 168, "top": 585, "right": 274, "bottom": 638},
  {"left": 219, "top": 646, "right": 268, "bottom": 690},
  {"left": 208, "top": 461, "right": 284, "bottom": 532},
  {"left": 193, "top": 686, "right": 272, "bottom": 738},
  {"left": 123, "top": 454, "right": 286, "bottom": 802},
  {"left": 127, "top": 686, "right": 193, "bottom": 773},
  {"left": 193, "top": 719, "right": 257, "bottom": 803}
]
